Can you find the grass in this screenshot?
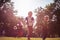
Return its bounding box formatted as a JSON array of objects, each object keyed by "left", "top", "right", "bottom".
[
  {"left": 46, "top": 38, "right": 60, "bottom": 40},
  {"left": 0, "top": 37, "right": 60, "bottom": 40}
]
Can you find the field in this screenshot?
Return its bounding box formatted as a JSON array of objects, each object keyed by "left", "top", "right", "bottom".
[{"left": 0, "top": 37, "right": 60, "bottom": 40}]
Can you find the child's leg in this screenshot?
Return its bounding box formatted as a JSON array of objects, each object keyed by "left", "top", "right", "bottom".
[{"left": 27, "top": 26, "right": 33, "bottom": 40}]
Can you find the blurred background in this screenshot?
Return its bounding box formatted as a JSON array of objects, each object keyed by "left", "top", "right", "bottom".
[{"left": 0, "top": 0, "right": 60, "bottom": 38}]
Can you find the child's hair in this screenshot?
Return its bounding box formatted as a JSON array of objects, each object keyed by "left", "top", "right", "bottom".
[{"left": 28, "top": 11, "right": 32, "bottom": 14}]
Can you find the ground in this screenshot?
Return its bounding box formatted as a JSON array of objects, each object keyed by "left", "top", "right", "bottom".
[{"left": 0, "top": 37, "right": 60, "bottom": 40}]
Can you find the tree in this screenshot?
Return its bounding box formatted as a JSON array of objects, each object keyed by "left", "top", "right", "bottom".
[
  {"left": 45, "top": 0, "right": 60, "bottom": 37},
  {"left": 0, "top": 0, "right": 21, "bottom": 37},
  {"left": 34, "top": 0, "right": 60, "bottom": 38},
  {"left": 34, "top": 7, "right": 50, "bottom": 38}
]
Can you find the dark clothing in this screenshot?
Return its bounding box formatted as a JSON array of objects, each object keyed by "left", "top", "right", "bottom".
[{"left": 25, "top": 17, "right": 34, "bottom": 26}]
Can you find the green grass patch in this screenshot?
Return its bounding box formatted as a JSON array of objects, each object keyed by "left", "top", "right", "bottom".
[
  {"left": 46, "top": 38, "right": 60, "bottom": 40},
  {"left": 0, "top": 37, "right": 60, "bottom": 40},
  {"left": 30, "top": 38, "right": 42, "bottom": 40},
  {"left": 0, "top": 37, "right": 27, "bottom": 40}
]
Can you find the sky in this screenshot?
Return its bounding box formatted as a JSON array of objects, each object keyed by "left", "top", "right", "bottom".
[{"left": 11, "top": 0, "right": 54, "bottom": 18}]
